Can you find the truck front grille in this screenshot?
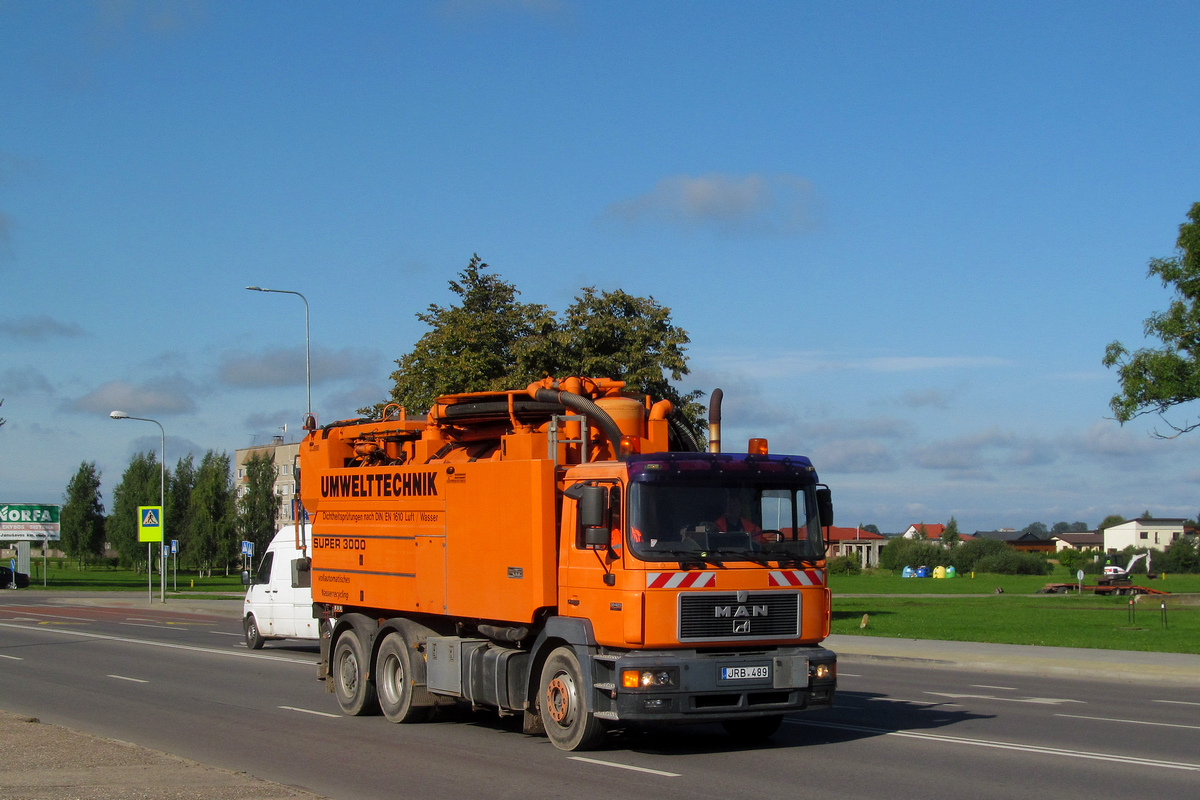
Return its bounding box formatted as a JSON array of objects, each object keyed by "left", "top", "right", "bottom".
[{"left": 678, "top": 591, "right": 800, "bottom": 642}]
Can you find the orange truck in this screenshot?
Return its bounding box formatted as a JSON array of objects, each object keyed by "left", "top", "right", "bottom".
[{"left": 297, "top": 376, "right": 837, "bottom": 750}]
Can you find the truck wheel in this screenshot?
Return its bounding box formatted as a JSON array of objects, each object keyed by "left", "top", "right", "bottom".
[
  {"left": 333, "top": 632, "right": 378, "bottom": 716},
  {"left": 376, "top": 632, "right": 431, "bottom": 723},
  {"left": 722, "top": 714, "right": 784, "bottom": 741},
  {"left": 244, "top": 615, "right": 265, "bottom": 650},
  {"left": 539, "top": 646, "right": 605, "bottom": 751}
]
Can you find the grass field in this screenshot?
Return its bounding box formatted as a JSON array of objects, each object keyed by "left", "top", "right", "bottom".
[
  {"left": 831, "top": 594, "right": 1200, "bottom": 654},
  {"left": 829, "top": 566, "right": 1200, "bottom": 654}
]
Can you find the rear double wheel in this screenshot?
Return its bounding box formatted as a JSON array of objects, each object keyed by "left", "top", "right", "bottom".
[
  {"left": 539, "top": 646, "right": 605, "bottom": 751},
  {"left": 376, "top": 632, "right": 432, "bottom": 723},
  {"left": 332, "top": 632, "right": 378, "bottom": 716}
]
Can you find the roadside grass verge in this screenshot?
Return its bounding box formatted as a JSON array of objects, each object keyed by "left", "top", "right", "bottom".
[
  {"left": 19, "top": 560, "right": 244, "bottom": 593},
  {"left": 832, "top": 594, "right": 1200, "bottom": 654}
]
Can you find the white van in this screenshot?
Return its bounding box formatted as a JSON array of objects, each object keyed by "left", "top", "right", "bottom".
[{"left": 241, "top": 525, "right": 319, "bottom": 648}]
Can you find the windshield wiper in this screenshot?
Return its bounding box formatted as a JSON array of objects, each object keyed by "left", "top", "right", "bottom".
[
  {"left": 651, "top": 547, "right": 723, "bottom": 568},
  {"left": 710, "top": 548, "right": 770, "bottom": 565}
]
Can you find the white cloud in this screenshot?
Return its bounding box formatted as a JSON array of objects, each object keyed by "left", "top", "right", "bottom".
[
  {"left": 219, "top": 346, "right": 379, "bottom": 389},
  {"left": 703, "top": 350, "right": 1011, "bottom": 380},
  {"left": 603, "top": 173, "right": 821, "bottom": 236},
  {"left": 0, "top": 367, "right": 54, "bottom": 395},
  {"left": 0, "top": 315, "right": 85, "bottom": 341},
  {"left": 66, "top": 376, "right": 198, "bottom": 416}
]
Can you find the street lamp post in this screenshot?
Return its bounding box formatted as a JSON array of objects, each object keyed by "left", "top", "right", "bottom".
[
  {"left": 245, "top": 286, "right": 312, "bottom": 428},
  {"left": 110, "top": 411, "right": 166, "bottom": 603}
]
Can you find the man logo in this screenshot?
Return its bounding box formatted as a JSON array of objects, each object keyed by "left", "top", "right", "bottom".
[{"left": 733, "top": 620, "right": 751, "bottom": 633}]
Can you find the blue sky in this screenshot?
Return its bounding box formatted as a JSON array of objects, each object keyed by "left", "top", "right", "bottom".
[{"left": 2, "top": 0, "right": 1199, "bottom": 533}]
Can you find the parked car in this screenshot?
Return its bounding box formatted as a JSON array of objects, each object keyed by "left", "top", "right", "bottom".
[{"left": 0, "top": 566, "right": 30, "bottom": 589}]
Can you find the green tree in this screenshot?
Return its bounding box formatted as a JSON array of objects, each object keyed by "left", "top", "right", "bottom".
[
  {"left": 1099, "top": 514, "right": 1126, "bottom": 530},
  {"left": 1051, "top": 521, "right": 1090, "bottom": 534},
  {"left": 187, "top": 451, "right": 234, "bottom": 577},
  {"left": 941, "top": 516, "right": 961, "bottom": 546},
  {"left": 547, "top": 286, "right": 703, "bottom": 431},
  {"left": 1104, "top": 202, "right": 1200, "bottom": 437},
  {"left": 369, "top": 255, "right": 704, "bottom": 441},
  {"left": 1159, "top": 535, "right": 1200, "bottom": 573},
  {"left": 237, "top": 452, "right": 279, "bottom": 558},
  {"left": 860, "top": 523, "right": 881, "bottom": 535},
  {"left": 107, "top": 452, "right": 163, "bottom": 570},
  {"left": 375, "top": 255, "right": 556, "bottom": 415},
  {"left": 168, "top": 455, "right": 196, "bottom": 558},
  {"left": 1022, "top": 521, "right": 1049, "bottom": 537},
  {"left": 60, "top": 462, "right": 105, "bottom": 565}
]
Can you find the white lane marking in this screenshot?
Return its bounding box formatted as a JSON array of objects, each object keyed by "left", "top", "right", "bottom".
[
  {"left": 1056, "top": 713, "right": 1200, "bottom": 732},
  {"left": 788, "top": 719, "right": 1200, "bottom": 772},
  {"left": 970, "top": 684, "right": 1017, "bottom": 691},
  {"left": 0, "top": 622, "right": 315, "bottom": 665},
  {"left": 108, "top": 675, "right": 149, "bottom": 683},
  {"left": 279, "top": 706, "right": 340, "bottom": 718},
  {"left": 1154, "top": 700, "right": 1200, "bottom": 707},
  {"left": 838, "top": 672, "right": 862, "bottom": 677},
  {"left": 121, "top": 623, "right": 178, "bottom": 630},
  {"left": 869, "top": 698, "right": 941, "bottom": 706},
  {"left": 925, "top": 691, "right": 1084, "bottom": 705},
  {"left": 0, "top": 654, "right": 23, "bottom": 660},
  {"left": 568, "top": 756, "right": 681, "bottom": 777},
  {"left": 209, "top": 631, "right": 242, "bottom": 637},
  {"left": 4, "top": 611, "right": 94, "bottom": 622}
]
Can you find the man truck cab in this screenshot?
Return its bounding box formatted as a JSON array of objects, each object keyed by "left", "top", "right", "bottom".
[{"left": 241, "top": 524, "right": 318, "bottom": 648}]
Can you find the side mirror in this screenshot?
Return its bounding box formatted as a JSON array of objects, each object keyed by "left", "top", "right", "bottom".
[
  {"left": 574, "top": 484, "right": 610, "bottom": 549},
  {"left": 291, "top": 557, "right": 312, "bottom": 589},
  {"left": 240, "top": 569, "right": 252, "bottom": 587},
  {"left": 815, "top": 485, "right": 833, "bottom": 528}
]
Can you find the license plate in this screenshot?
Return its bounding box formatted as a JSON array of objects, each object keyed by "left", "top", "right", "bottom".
[{"left": 721, "top": 665, "right": 769, "bottom": 680}]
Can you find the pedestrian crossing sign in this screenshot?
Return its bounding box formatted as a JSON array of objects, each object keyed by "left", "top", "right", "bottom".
[{"left": 138, "top": 505, "right": 163, "bottom": 542}]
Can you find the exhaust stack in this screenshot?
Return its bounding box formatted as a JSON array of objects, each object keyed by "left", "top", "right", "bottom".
[{"left": 708, "top": 388, "right": 723, "bottom": 453}]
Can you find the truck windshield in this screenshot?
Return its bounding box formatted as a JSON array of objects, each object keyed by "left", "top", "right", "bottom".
[{"left": 627, "top": 482, "right": 824, "bottom": 564}]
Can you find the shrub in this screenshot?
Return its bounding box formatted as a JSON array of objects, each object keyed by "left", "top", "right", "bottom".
[
  {"left": 1158, "top": 536, "right": 1200, "bottom": 573},
  {"left": 973, "top": 549, "right": 1053, "bottom": 576},
  {"left": 949, "top": 538, "right": 1008, "bottom": 573},
  {"left": 879, "top": 538, "right": 949, "bottom": 571},
  {"left": 1056, "top": 548, "right": 1103, "bottom": 573},
  {"left": 826, "top": 555, "right": 862, "bottom": 575}
]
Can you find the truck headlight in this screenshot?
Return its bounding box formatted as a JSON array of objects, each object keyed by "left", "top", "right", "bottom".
[
  {"left": 810, "top": 662, "right": 835, "bottom": 681},
  {"left": 621, "top": 667, "right": 679, "bottom": 689}
]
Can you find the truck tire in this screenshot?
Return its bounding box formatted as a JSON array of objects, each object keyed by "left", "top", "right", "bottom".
[
  {"left": 376, "top": 632, "right": 432, "bottom": 723},
  {"left": 722, "top": 714, "right": 784, "bottom": 741},
  {"left": 333, "top": 632, "right": 378, "bottom": 716},
  {"left": 538, "top": 646, "right": 605, "bottom": 751},
  {"left": 244, "top": 615, "right": 265, "bottom": 650}
]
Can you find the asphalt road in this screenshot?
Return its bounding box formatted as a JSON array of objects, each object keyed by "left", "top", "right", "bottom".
[{"left": 2, "top": 593, "right": 1199, "bottom": 800}]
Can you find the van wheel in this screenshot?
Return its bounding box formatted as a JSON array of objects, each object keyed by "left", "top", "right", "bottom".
[
  {"left": 244, "top": 615, "right": 265, "bottom": 650},
  {"left": 539, "top": 646, "right": 605, "bottom": 751},
  {"left": 333, "top": 632, "right": 378, "bottom": 716},
  {"left": 376, "top": 632, "right": 432, "bottom": 723}
]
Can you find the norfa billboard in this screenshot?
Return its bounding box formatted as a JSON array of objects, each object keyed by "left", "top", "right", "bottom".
[{"left": 0, "top": 504, "right": 61, "bottom": 541}]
